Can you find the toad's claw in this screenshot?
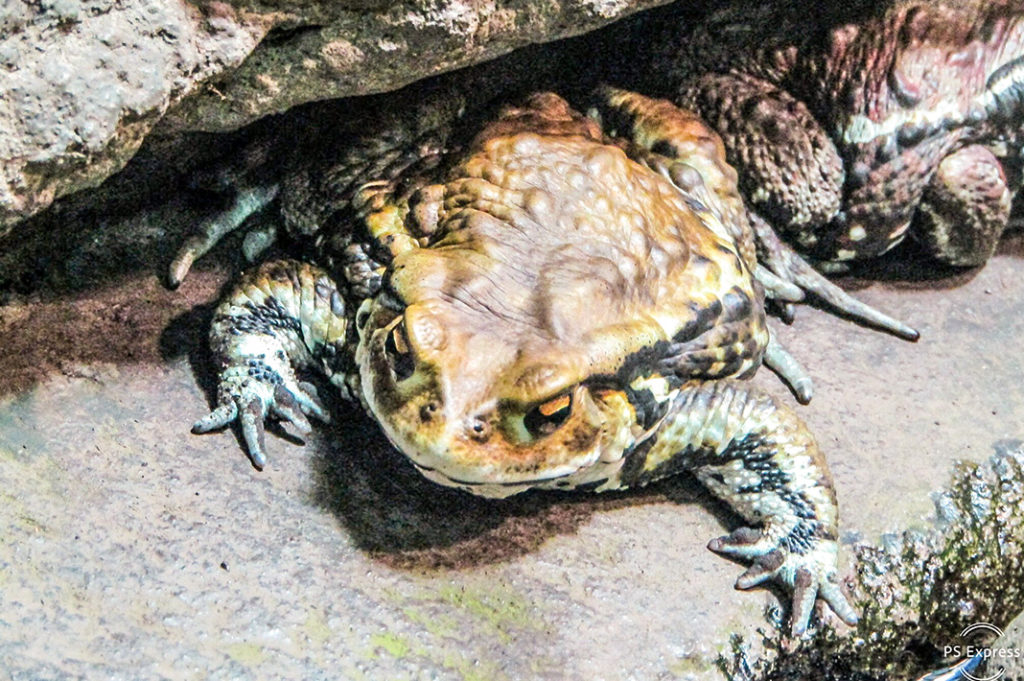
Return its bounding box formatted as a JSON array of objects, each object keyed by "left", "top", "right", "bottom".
[
  {"left": 750, "top": 211, "right": 919, "bottom": 341},
  {"left": 192, "top": 364, "right": 328, "bottom": 469},
  {"left": 763, "top": 330, "right": 814, "bottom": 403},
  {"left": 755, "top": 264, "right": 805, "bottom": 303},
  {"left": 168, "top": 184, "right": 279, "bottom": 288},
  {"left": 709, "top": 527, "right": 859, "bottom": 637}
]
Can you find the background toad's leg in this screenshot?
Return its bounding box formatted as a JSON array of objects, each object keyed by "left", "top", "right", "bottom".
[
  {"left": 676, "top": 73, "right": 844, "bottom": 244},
  {"left": 915, "top": 144, "right": 1012, "bottom": 267}
]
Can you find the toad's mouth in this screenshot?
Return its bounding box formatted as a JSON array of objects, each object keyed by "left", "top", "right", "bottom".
[
  {"left": 409, "top": 460, "right": 572, "bottom": 489},
  {"left": 366, "top": 386, "right": 640, "bottom": 498}
]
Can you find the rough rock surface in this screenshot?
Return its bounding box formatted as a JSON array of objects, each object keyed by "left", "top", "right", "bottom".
[{"left": 0, "top": 0, "right": 669, "bottom": 232}]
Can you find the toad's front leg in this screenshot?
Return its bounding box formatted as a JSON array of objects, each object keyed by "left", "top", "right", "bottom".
[
  {"left": 193, "top": 259, "right": 351, "bottom": 468},
  {"left": 620, "top": 380, "right": 858, "bottom": 636}
]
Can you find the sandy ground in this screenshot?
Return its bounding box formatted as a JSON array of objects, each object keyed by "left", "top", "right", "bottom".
[{"left": 1, "top": 196, "right": 1023, "bottom": 679}]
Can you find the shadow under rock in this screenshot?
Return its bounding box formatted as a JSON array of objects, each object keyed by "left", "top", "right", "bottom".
[
  {"left": 0, "top": 134, "right": 252, "bottom": 299},
  {"left": 307, "top": 402, "right": 739, "bottom": 572}
]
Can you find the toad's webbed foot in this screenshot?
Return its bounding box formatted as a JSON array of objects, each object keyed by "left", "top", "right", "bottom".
[
  {"left": 620, "top": 380, "right": 858, "bottom": 636},
  {"left": 193, "top": 360, "right": 329, "bottom": 469},
  {"left": 709, "top": 526, "right": 857, "bottom": 636},
  {"left": 916, "top": 144, "right": 1012, "bottom": 267},
  {"left": 750, "top": 211, "right": 919, "bottom": 341},
  {"left": 193, "top": 260, "right": 349, "bottom": 468}
]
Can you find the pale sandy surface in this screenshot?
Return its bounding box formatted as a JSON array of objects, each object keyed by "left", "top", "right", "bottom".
[{"left": 1, "top": 215, "right": 1023, "bottom": 679}]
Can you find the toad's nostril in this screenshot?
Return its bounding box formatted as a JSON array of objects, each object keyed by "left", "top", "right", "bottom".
[
  {"left": 467, "top": 417, "right": 492, "bottom": 441},
  {"left": 419, "top": 401, "right": 439, "bottom": 422}
]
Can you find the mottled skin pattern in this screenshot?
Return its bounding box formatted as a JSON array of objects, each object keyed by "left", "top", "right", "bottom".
[
  {"left": 171, "top": 89, "right": 858, "bottom": 636},
  {"left": 648, "top": 0, "right": 1024, "bottom": 273}
]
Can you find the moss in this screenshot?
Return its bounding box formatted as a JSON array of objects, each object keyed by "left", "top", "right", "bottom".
[
  {"left": 369, "top": 632, "right": 410, "bottom": 659},
  {"left": 721, "top": 444, "right": 1024, "bottom": 680},
  {"left": 225, "top": 642, "right": 268, "bottom": 666},
  {"left": 304, "top": 607, "right": 332, "bottom": 646},
  {"left": 401, "top": 605, "right": 458, "bottom": 638},
  {"left": 434, "top": 583, "right": 542, "bottom": 644}
]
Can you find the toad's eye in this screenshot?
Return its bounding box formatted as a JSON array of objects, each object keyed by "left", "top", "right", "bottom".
[
  {"left": 523, "top": 393, "right": 572, "bottom": 438},
  {"left": 384, "top": 321, "right": 415, "bottom": 381}
]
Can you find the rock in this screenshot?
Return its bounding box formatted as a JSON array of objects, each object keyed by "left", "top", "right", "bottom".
[
  {"left": 0, "top": 0, "right": 671, "bottom": 233},
  {"left": 977, "top": 608, "right": 1024, "bottom": 681}
]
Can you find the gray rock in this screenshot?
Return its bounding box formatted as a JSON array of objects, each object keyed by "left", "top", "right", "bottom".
[{"left": 0, "top": 0, "right": 670, "bottom": 231}]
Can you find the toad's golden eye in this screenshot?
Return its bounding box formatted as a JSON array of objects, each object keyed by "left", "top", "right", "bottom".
[
  {"left": 384, "top": 321, "right": 415, "bottom": 381},
  {"left": 523, "top": 393, "right": 572, "bottom": 438}
]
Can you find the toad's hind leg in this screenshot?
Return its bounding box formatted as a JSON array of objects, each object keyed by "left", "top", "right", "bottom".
[
  {"left": 192, "top": 259, "right": 351, "bottom": 468},
  {"left": 618, "top": 380, "right": 858, "bottom": 636},
  {"left": 914, "top": 144, "right": 1012, "bottom": 267}
]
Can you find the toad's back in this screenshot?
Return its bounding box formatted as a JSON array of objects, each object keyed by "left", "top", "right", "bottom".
[{"left": 396, "top": 95, "right": 755, "bottom": 365}]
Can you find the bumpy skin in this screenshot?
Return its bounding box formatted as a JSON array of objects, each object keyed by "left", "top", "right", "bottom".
[
  {"left": 178, "top": 90, "right": 857, "bottom": 636},
  {"left": 648, "top": 0, "right": 1024, "bottom": 271}
]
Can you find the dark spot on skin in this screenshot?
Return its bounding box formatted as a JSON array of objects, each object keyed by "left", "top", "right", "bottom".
[
  {"left": 847, "top": 162, "right": 871, "bottom": 189},
  {"left": 721, "top": 287, "right": 752, "bottom": 320},
  {"left": 875, "top": 136, "right": 898, "bottom": 163},
  {"left": 563, "top": 422, "right": 599, "bottom": 453},
  {"left": 379, "top": 289, "right": 404, "bottom": 312},
  {"left": 685, "top": 197, "right": 709, "bottom": 214},
  {"left": 673, "top": 299, "right": 723, "bottom": 343},
  {"left": 246, "top": 358, "right": 284, "bottom": 386},
  {"left": 715, "top": 243, "right": 737, "bottom": 258},
  {"left": 225, "top": 297, "right": 302, "bottom": 337},
  {"left": 651, "top": 140, "right": 676, "bottom": 156},
  {"left": 618, "top": 435, "right": 656, "bottom": 485},
  {"left": 987, "top": 55, "right": 1024, "bottom": 91},
  {"left": 624, "top": 385, "right": 671, "bottom": 430},
  {"left": 896, "top": 121, "right": 927, "bottom": 147},
  {"left": 782, "top": 521, "right": 821, "bottom": 554},
  {"left": 613, "top": 341, "right": 671, "bottom": 386}
]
